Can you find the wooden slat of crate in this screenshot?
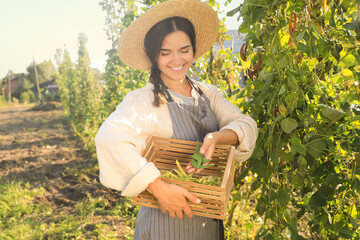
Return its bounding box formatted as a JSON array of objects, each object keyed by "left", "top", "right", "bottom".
[
  {"left": 153, "top": 152, "right": 228, "bottom": 168},
  {"left": 154, "top": 151, "right": 228, "bottom": 165},
  {"left": 135, "top": 191, "right": 224, "bottom": 207},
  {"left": 155, "top": 158, "right": 223, "bottom": 177},
  {"left": 153, "top": 144, "right": 231, "bottom": 157},
  {"left": 163, "top": 178, "right": 222, "bottom": 191},
  {"left": 154, "top": 155, "right": 227, "bottom": 168},
  {"left": 152, "top": 137, "right": 232, "bottom": 153},
  {"left": 134, "top": 198, "right": 224, "bottom": 212},
  {"left": 133, "top": 195, "right": 224, "bottom": 210},
  {"left": 133, "top": 136, "right": 235, "bottom": 220},
  {"left": 133, "top": 194, "right": 225, "bottom": 219}
]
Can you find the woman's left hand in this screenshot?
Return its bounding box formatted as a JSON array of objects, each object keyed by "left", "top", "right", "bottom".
[{"left": 186, "top": 132, "right": 217, "bottom": 173}]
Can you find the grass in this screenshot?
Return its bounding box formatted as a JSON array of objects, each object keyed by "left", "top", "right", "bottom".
[
  {"left": 0, "top": 182, "right": 49, "bottom": 239},
  {"left": 0, "top": 103, "right": 261, "bottom": 239},
  {"left": 0, "top": 181, "right": 138, "bottom": 239},
  {"left": 0, "top": 178, "right": 260, "bottom": 240},
  {"left": 0, "top": 98, "right": 35, "bottom": 107},
  {"left": 0, "top": 153, "right": 260, "bottom": 239}
]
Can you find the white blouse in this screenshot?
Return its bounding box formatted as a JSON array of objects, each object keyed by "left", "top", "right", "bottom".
[{"left": 95, "top": 80, "right": 258, "bottom": 197}]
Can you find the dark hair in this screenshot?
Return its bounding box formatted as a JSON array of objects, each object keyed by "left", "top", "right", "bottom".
[{"left": 144, "top": 17, "right": 196, "bottom": 106}]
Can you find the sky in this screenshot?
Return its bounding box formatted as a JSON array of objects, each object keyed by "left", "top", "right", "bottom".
[{"left": 0, "top": 0, "right": 243, "bottom": 79}]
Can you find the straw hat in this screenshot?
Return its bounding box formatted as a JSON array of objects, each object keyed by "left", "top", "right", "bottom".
[{"left": 118, "top": 0, "right": 219, "bottom": 70}]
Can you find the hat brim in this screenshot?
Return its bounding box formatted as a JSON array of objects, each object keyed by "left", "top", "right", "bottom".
[{"left": 118, "top": 0, "right": 219, "bottom": 70}]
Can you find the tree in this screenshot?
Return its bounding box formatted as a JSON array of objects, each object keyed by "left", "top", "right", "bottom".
[
  {"left": 55, "top": 49, "right": 75, "bottom": 115},
  {"left": 26, "top": 59, "right": 56, "bottom": 86},
  {"left": 99, "top": 0, "right": 148, "bottom": 116},
  {"left": 69, "top": 32, "right": 102, "bottom": 151}
]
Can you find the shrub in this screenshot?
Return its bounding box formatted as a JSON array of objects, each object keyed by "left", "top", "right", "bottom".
[{"left": 19, "top": 90, "right": 36, "bottom": 103}]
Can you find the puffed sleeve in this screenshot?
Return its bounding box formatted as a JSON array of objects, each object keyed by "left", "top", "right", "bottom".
[
  {"left": 203, "top": 83, "right": 258, "bottom": 162},
  {"left": 95, "top": 91, "right": 161, "bottom": 197}
]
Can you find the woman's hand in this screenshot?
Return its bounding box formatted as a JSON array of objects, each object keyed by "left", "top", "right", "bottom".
[
  {"left": 147, "top": 178, "right": 201, "bottom": 219},
  {"left": 186, "top": 130, "right": 239, "bottom": 173},
  {"left": 186, "top": 132, "right": 217, "bottom": 173}
]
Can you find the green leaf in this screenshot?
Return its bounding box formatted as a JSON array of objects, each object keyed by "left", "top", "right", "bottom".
[
  {"left": 329, "top": 14, "right": 336, "bottom": 27},
  {"left": 308, "top": 187, "right": 327, "bottom": 209},
  {"left": 238, "top": 22, "right": 250, "bottom": 33},
  {"left": 321, "top": 107, "right": 344, "bottom": 122},
  {"left": 235, "top": 88, "right": 246, "bottom": 100},
  {"left": 341, "top": 69, "right": 353, "bottom": 77},
  {"left": 292, "top": 174, "right": 304, "bottom": 189},
  {"left": 348, "top": 214, "right": 360, "bottom": 229},
  {"left": 264, "top": 56, "right": 276, "bottom": 67},
  {"left": 226, "top": 6, "right": 240, "bottom": 17},
  {"left": 295, "top": 30, "right": 306, "bottom": 42},
  {"left": 278, "top": 85, "right": 286, "bottom": 95},
  {"left": 281, "top": 118, "right": 299, "bottom": 134},
  {"left": 202, "top": 158, "right": 211, "bottom": 164},
  {"left": 344, "top": 22, "right": 356, "bottom": 31},
  {"left": 339, "top": 227, "right": 355, "bottom": 239},
  {"left": 289, "top": 137, "right": 306, "bottom": 156},
  {"left": 307, "top": 139, "right": 327, "bottom": 159},
  {"left": 297, "top": 42, "right": 310, "bottom": 56},
  {"left": 198, "top": 163, "right": 213, "bottom": 169},
  {"left": 196, "top": 159, "right": 201, "bottom": 169},
  {"left": 253, "top": 75, "right": 274, "bottom": 105},
  {"left": 251, "top": 178, "right": 261, "bottom": 191},
  {"left": 279, "top": 104, "right": 287, "bottom": 118},
  {"left": 252, "top": 147, "right": 265, "bottom": 159},
  {"left": 298, "top": 156, "right": 307, "bottom": 168},
  {"left": 251, "top": 158, "right": 266, "bottom": 176},
  {"left": 287, "top": 74, "right": 298, "bottom": 91},
  {"left": 235, "top": 167, "right": 249, "bottom": 184},
  {"left": 317, "top": 42, "right": 330, "bottom": 58},
  {"left": 191, "top": 159, "right": 199, "bottom": 168},
  {"left": 285, "top": 92, "right": 298, "bottom": 113},
  {"left": 277, "top": 188, "right": 290, "bottom": 208},
  {"left": 252, "top": 6, "right": 266, "bottom": 23},
  {"left": 191, "top": 154, "right": 202, "bottom": 162},
  {"left": 339, "top": 53, "right": 356, "bottom": 68},
  {"left": 228, "top": 88, "right": 240, "bottom": 97},
  {"left": 304, "top": 116, "right": 315, "bottom": 128}
]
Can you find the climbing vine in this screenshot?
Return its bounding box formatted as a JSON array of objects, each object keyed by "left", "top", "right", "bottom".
[{"left": 227, "top": 0, "right": 360, "bottom": 238}]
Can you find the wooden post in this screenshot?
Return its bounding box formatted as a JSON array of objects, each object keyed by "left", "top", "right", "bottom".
[
  {"left": 33, "top": 57, "right": 41, "bottom": 103},
  {"left": 8, "top": 72, "right": 11, "bottom": 102}
]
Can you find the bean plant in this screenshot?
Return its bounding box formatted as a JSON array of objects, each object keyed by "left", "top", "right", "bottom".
[{"left": 225, "top": 0, "right": 360, "bottom": 238}]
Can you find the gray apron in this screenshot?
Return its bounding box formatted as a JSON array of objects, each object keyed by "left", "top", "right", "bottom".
[{"left": 133, "top": 79, "right": 223, "bottom": 240}]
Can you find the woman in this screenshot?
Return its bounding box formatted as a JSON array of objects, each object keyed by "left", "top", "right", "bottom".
[{"left": 95, "top": 0, "right": 258, "bottom": 239}]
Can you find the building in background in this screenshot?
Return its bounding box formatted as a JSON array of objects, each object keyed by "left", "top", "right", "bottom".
[{"left": 2, "top": 73, "right": 25, "bottom": 98}]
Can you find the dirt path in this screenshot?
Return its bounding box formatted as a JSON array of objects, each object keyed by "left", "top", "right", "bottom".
[{"left": 0, "top": 103, "right": 128, "bottom": 237}]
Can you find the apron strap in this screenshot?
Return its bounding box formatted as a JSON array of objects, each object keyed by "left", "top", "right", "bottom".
[
  {"left": 187, "top": 77, "right": 204, "bottom": 96},
  {"left": 161, "top": 76, "right": 204, "bottom": 103}
]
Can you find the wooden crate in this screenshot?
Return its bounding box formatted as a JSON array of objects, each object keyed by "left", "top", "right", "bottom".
[{"left": 132, "top": 136, "right": 235, "bottom": 220}]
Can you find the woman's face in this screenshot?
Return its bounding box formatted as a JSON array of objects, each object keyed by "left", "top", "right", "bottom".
[{"left": 157, "top": 31, "right": 194, "bottom": 84}]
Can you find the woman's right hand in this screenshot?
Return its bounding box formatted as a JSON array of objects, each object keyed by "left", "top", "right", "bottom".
[{"left": 146, "top": 178, "right": 201, "bottom": 219}]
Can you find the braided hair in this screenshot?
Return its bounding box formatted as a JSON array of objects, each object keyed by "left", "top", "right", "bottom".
[{"left": 144, "top": 17, "right": 196, "bottom": 106}]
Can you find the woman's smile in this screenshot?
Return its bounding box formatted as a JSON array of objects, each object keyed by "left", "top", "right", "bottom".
[{"left": 170, "top": 65, "right": 184, "bottom": 71}]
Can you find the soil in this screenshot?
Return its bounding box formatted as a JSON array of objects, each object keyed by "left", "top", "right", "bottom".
[{"left": 0, "top": 103, "right": 127, "bottom": 236}]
